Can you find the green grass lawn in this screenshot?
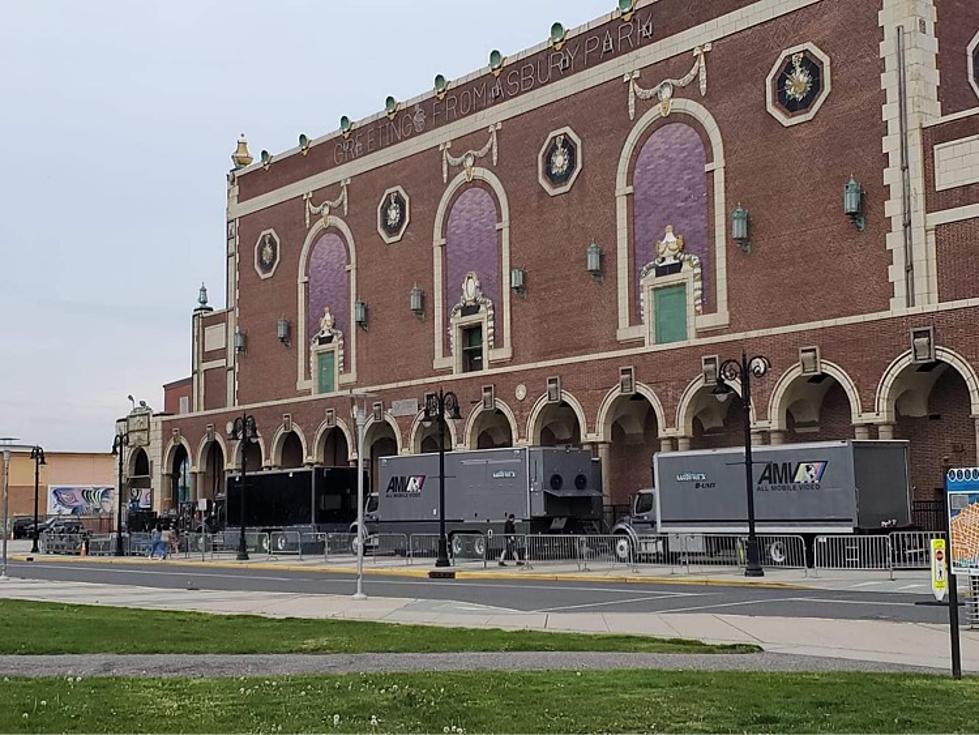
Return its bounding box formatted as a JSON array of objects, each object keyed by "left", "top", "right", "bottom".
[
  {"left": 0, "top": 599, "right": 752, "bottom": 655},
  {"left": 2, "top": 671, "right": 977, "bottom": 733}
]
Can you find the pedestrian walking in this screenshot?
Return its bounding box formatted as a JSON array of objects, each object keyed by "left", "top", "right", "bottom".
[
  {"left": 149, "top": 524, "right": 162, "bottom": 560},
  {"left": 498, "top": 513, "right": 523, "bottom": 566},
  {"left": 159, "top": 525, "right": 172, "bottom": 560}
]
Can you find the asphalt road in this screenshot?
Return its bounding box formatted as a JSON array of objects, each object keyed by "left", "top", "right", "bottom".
[{"left": 7, "top": 559, "right": 958, "bottom": 624}]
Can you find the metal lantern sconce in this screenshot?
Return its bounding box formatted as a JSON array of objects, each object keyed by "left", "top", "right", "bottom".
[
  {"left": 298, "top": 134, "right": 310, "bottom": 156},
  {"left": 844, "top": 175, "right": 866, "bottom": 231},
  {"left": 340, "top": 116, "right": 353, "bottom": 139},
  {"left": 510, "top": 267, "right": 527, "bottom": 296},
  {"left": 489, "top": 49, "right": 506, "bottom": 76},
  {"left": 409, "top": 284, "right": 425, "bottom": 318},
  {"left": 731, "top": 204, "right": 751, "bottom": 253},
  {"left": 355, "top": 300, "right": 369, "bottom": 330},
  {"left": 549, "top": 22, "right": 567, "bottom": 50},
  {"left": 385, "top": 96, "right": 399, "bottom": 120},
  {"left": 586, "top": 241, "right": 603, "bottom": 279},
  {"left": 260, "top": 150, "right": 272, "bottom": 171},
  {"left": 234, "top": 329, "right": 248, "bottom": 354},
  {"left": 276, "top": 318, "right": 291, "bottom": 345},
  {"left": 196, "top": 282, "right": 212, "bottom": 312},
  {"left": 434, "top": 74, "right": 449, "bottom": 100},
  {"left": 618, "top": 0, "right": 637, "bottom": 20}
]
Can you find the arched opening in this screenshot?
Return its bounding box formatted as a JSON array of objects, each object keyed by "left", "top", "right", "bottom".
[
  {"left": 130, "top": 448, "right": 149, "bottom": 477},
  {"left": 319, "top": 427, "right": 350, "bottom": 467},
  {"left": 200, "top": 441, "right": 225, "bottom": 501},
  {"left": 128, "top": 447, "right": 151, "bottom": 511},
  {"left": 280, "top": 431, "right": 304, "bottom": 469},
  {"left": 170, "top": 445, "right": 191, "bottom": 510},
  {"left": 305, "top": 228, "right": 352, "bottom": 393},
  {"left": 684, "top": 385, "right": 745, "bottom": 450},
  {"left": 890, "top": 365, "right": 977, "bottom": 501},
  {"left": 535, "top": 402, "right": 582, "bottom": 447},
  {"left": 775, "top": 375, "right": 856, "bottom": 443},
  {"left": 604, "top": 394, "right": 660, "bottom": 506},
  {"left": 239, "top": 440, "right": 263, "bottom": 474},
  {"left": 470, "top": 409, "right": 514, "bottom": 449},
  {"left": 365, "top": 422, "right": 399, "bottom": 494}
]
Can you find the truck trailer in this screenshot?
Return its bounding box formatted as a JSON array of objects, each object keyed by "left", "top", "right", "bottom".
[
  {"left": 363, "top": 447, "right": 603, "bottom": 554},
  {"left": 612, "top": 440, "right": 912, "bottom": 561}
]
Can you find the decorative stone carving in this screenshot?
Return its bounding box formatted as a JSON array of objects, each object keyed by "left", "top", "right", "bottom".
[
  {"left": 538, "top": 127, "right": 583, "bottom": 196},
  {"left": 625, "top": 44, "right": 711, "bottom": 120},
  {"left": 766, "top": 43, "right": 832, "bottom": 127},
  {"left": 639, "top": 225, "right": 704, "bottom": 321},
  {"left": 254, "top": 229, "right": 280, "bottom": 279},
  {"left": 303, "top": 179, "right": 350, "bottom": 229},
  {"left": 377, "top": 186, "right": 410, "bottom": 244},
  {"left": 448, "top": 272, "right": 495, "bottom": 357},
  {"left": 441, "top": 124, "right": 501, "bottom": 183},
  {"left": 310, "top": 305, "right": 345, "bottom": 382}
]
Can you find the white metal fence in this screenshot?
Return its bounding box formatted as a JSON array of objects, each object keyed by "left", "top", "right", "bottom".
[{"left": 813, "top": 535, "right": 893, "bottom": 578}]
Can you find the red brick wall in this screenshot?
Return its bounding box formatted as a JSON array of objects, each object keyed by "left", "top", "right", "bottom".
[
  {"left": 203, "top": 369, "right": 226, "bottom": 412},
  {"left": 163, "top": 378, "right": 192, "bottom": 415},
  {"left": 938, "top": 219, "right": 979, "bottom": 302},
  {"left": 935, "top": 0, "right": 979, "bottom": 116}
]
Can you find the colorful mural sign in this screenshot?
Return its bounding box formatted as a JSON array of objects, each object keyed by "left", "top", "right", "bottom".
[
  {"left": 47, "top": 485, "right": 116, "bottom": 516},
  {"left": 947, "top": 468, "right": 979, "bottom": 576}
]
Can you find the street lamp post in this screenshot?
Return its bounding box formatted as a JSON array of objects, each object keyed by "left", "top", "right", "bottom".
[
  {"left": 349, "top": 392, "right": 377, "bottom": 601},
  {"left": 712, "top": 351, "right": 770, "bottom": 578},
  {"left": 111, "top": 430, "right": 129, "bottom": 557},
  {"left": 228, "top": 413, "right": 257, "bottom": 561},
  {"left": 423, "top": 389, "right": 462, "bottom": 568},
  {"left": 0, "top": 439, "right": 18, "bottom": 581},
  {"left": 29, "top": 446, "right": 46, "bottom": 554}
]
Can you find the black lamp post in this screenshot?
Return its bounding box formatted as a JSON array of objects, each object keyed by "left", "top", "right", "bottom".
[
  {"left": 111, "top": 430, "right": 129, "bottom": 557},
  {"left": 228, "top": 413, "right": 257, "bottom": 561},
  {"left": 29, "top": 446, "right": 45, "bottom": 554},
  {"left": 712, "top": 351, "right": 770, "bottom": 578},
  {"left": 423, "top": 390, "right": 462, "bottom": 568}
]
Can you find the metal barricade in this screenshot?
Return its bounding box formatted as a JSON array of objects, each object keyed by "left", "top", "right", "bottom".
[
  {"left": 126, "top": 532, "right": 152, "bottom": 557},
  {"left": 524, "top": 535, "right": 581, "bottom": 567},
  {"left": 39, "top": 532, "right": 86, "bottom": 556},
  {"left": 325, "top": 532, "right": 357, "bottom": 561},
  {"left": 969, "top": 576, "right": 979, "bottom": 629},
  {"left": 814, "top": 534, "right": 893, "bottom": 578},
  {"left": 266, "top": 530, "right": 303, "bottom": 559},
  {"left": 754, "top": 535, "right": 808, "bottom": 571},
  {"left": 86, "top": 534, "right": 115, "bottom": 556},
  {"left": 890, "top": 530, "right": 944, "bottom": 570},
  {"left": 408, "top": 533, "right": 441, "bottom": 564}
]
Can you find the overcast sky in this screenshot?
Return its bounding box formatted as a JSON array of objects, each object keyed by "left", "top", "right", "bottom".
[{"left": 0, "top": 0, "right": 613, "bottom": 452}]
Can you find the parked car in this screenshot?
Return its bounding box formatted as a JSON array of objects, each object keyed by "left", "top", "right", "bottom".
[{"left": 11, "top": 516, "right": 35, "bottom": 539}]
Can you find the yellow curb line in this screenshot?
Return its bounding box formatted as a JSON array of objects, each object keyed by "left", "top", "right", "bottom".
[{"left": 13, "top": 554, "right": 813, "bottom": 590}]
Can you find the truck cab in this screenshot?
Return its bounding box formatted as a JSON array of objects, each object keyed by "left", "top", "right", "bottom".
[{"left": 610, "top": 488, "right": 662, "bottom": 560}]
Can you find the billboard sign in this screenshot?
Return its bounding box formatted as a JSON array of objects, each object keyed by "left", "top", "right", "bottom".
[
  {"left": 47, "top": 486, "right": 116, "bottom": 516},
  {"left": 946, "top": 467, "right": 979, "bottom": 577}
]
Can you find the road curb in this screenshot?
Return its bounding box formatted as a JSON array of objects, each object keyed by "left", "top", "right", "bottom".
[{"left": 12, "top": 554, "right": 812, "bottom": 589}]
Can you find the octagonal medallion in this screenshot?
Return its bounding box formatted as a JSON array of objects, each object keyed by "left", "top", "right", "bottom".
[
  {"left": 254, "top": 229, "right": 280, "bottom": 279},
  {"left": 377, "top": 186, "right": 410, "bottom": 244},
  {"left": 766, "top": 43, "right": 832, "bottom": 127},
  {"left": 538, "top": 127, "right": 582, "bottom": 196}
]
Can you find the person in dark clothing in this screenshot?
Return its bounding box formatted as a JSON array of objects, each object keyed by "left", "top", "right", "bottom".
[{"left": 498, "top": 513, "right": 523, "bottom": 566}]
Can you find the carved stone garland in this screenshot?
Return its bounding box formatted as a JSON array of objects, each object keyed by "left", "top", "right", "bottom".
[
  {"left": 440, "top": 124, "right": 502, "bottom": 183},
  {"left": 447, "top": 272, "right": 495, "bottom": 357},
  {"left": 304, "top": 179, "right": 351, "bottom": 229},
  {"left": 310, "top": 305, "right": 345, "bottom": 386},
  {"left": 639, "top": 225, "right": 704, "bottom": 323},
  {"left": 625, "top": 44, "right": 712, "bottom": 120}
]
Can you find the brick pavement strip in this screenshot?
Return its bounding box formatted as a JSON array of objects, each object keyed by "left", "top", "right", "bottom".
[{"left": 0, "top": 652, "right": 937, "bottom": 677}]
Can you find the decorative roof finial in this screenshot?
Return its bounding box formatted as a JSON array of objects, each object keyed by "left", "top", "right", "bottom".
[{"left": 231, "top": 134, "right": 253, "bottom": 169}]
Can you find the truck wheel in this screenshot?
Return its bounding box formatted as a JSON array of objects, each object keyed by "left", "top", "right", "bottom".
[
  {"left": 275, "top": 534, "right": 288, "bottom": 552},
  {"left": 350, "top": 534, "right": 361, "bottom": 555},
  {"left": 767, "top": 541, "right": 787, "bottom": 565},
  {"left": 473, "top": 537, "right": 486, "bottom": 557},
  {"left": 614, "top": 535, "right": 633, "bottom": 563},
  {"left": 451, "top": 535, "right": 464, "bottom": 556}
]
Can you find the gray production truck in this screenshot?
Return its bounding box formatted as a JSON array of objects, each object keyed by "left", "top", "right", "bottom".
[
  {"left": 611, "top": 440, "right": 912, "bottom": 562},
  {"left": 361, "top": 447, "right": 603, "bottom": 555}
]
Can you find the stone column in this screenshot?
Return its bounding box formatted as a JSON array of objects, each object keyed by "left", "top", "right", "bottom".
[
  {"left": 659, "top": 437, "right": 675, "bottom": 453},
  {"left": 677, "top": 437, "right": 692, "bottom": 451},
  {"left": 588, "top": 441, "right": 612, "bottom": 506},
  {"left": 853, "top": 424, "right": 871, "bottom": 440},
  {"left": 769, "top": 431, "right": 786, "bottom": 446},
  {"left": 974, "top": 417, "right": 979, "bottom": 463},
  {"left": 878, "top": 424, "right": 895, "bottom": 440},
  {"left": 751, "top": 430, "right": 766, "bottom": 446}
]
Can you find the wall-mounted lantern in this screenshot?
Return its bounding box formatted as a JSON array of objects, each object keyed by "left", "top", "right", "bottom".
[
  {"left": 489, "top": 49, "right": 506, "bottom": 76},
  {"left": 260, "top": 150, "right": 272, "bottom": 171},
  {"left": 234, "top": 329, "right": 248, "bottom": 354},
  {"left": 510, "top": 267, "right": 527, "bottom": 295},
  {"left": 549, "top": 22, "right": 567, "bottom": 50},
  {"left": 844, "top": 175, "right": 866, "bottom": 231},
  {"left": 586, "top": 241, "right": 603, "bottom": 278},
  {"left": 340, "top": 116, "right": 353, "bottom": 139},
  {"left": 355, "top": 300, "right": 368, "bottom": 330},
  {"left": 298, "top": 134, "right": 310, "bottom": 156},
  {"left": 731, "top": 204, "right": 750, "bottom": 253},
  {"left": 385, "top": 96, "right": 399, "bottom": 119},
  {"left": 409, "top": 284, "right": 425, "bottom": 317},
  {"left": 434, "top": 74, "right": 449, "bottom": 100},
  {"left": 276, "top": 318, "right": 291, "bottom": 345},
  {"left": 617, "top": 0, "right": 637, "bottom": 20}
]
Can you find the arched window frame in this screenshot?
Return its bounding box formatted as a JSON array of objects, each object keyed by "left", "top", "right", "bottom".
[
  {"left": 296, "top": 216, "right": 359, "bottom": 392},
  {"left": 432, "top": 168, "right": 512, "bottom": 373},
  {"left": 615, "top": 99, "right": 729, "bottom": 344}
]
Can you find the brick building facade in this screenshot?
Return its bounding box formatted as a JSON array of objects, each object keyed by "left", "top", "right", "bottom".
[{"left": 142, "top": 0, "right": 979, "bottom": 518}]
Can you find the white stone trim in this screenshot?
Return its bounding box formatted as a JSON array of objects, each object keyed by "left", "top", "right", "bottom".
[
  {"left": 196, "top": 433, "right": 231, "bottom": 472},
  {"left": 927, "top": 203, "right": 979, "bottom": 227},
  {"left": 537, "top": 126, "right": 583, "bottom": 196},
  {"left": 766, "top": 360, "right": 864, "bottom": 432},
  {"left": 230, "top": 434, "right": 268, "bottom": 471},
  {"left": 923, "top": 107, "right": 979, "bottom": 126},
  {"left": 641, "top": 269, "right": 697, "bottom": 346},
  {"left": 764, "top": 42, "right": 832, "bottom": 127},
  {"left": 203, "top": 324, "right": 226, "bottom": 353},
  {"left": 525, "top": 390, "right": 589, "bottom": 445},
  {"left": 164, "top": 297, "right": 979, "bottom": 424},
  {"left": 268, "top": 422, "right": 310, "bottom": 467},
  {"left": 614, "top": 98, "right": 729, "bottom": 342},
  {"left": 880, "top": 0, "right": 941, "bottom": 310},
  {"left": 253, "top": 229, "right": 281, "bottom": 280},
  {"left": 296, "top": 216, "right": 359, "bottom": 391},
  {"left": 462, "top": 398, "right": 520, "bottom": 449},
  {"left": 969, "top": 31, "right": 979, "bottom": 100},
  {"left": 450, "top": 308, "right": 492, "bottom": 375},
  {"left": 432, "top": 167, "right": 513, "bottom": 372},
  {"left": 376, "top": 185, "right": 410, "bottom": 244},
  {"left": 875, "top": 346, "right": 979, "bottom": 422},
  {"left": 364, "top": 413, "right": 403, "bottom": 455},
  {"left": 228, "top": 0, "right": 823, "bottom": 221},
  {"left": 408, "top": 410, "right": 460, "bottom": 453},
  {"left": 934, "top": 134, "right": 979, "bottom": 190},
  {"left": 201, "top": 359, "right": 226, "bottom": 371},
  {"left": 595, "top": 382, "right": 668, "bottom": 439},
  {"left": 162, "top": 434, "right": 195, "bottom": 475},
  {"left": 312, "top": 415, "right": 355, "bottom": 464}
]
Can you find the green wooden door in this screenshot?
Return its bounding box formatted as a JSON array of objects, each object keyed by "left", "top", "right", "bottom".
[
  {"left": 654, "top": 285, "right": 688, "bottom": 344},
  {"left": 317, "top": 351, "right": 336, "bottom": 394}
]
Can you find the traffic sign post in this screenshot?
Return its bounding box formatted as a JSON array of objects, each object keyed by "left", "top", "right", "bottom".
[
  {"left": 931, "top": 538, "right": 948, "bottom": 602},
  {"left": 942, "top": 467, "right": 979, "bottom": 680}
]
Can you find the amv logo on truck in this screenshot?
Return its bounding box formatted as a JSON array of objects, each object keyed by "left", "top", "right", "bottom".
[
  {"left": 757, "top": 461, "right": 828, "bottom": 491},
  {"left": 386, "top": 475, "right": 426, "bottom": 497}
]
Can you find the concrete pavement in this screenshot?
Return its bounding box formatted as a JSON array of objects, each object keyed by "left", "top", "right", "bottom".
[{"left": 0, "top": 577, "right": 975, "bottom": 673}]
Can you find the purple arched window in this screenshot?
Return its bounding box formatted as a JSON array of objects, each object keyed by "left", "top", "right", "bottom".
[
  {"left": 308, "top": 232, "right": 350, "bottom": 367},
  {"left": 445, "top": 187, "right": 500, "bottom": 335},
  {"left": 633, "top": 123, "right": 710, "bottom": 306}
]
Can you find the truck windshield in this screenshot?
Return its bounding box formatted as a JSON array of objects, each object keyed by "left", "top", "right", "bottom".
[
  {"left": 366, "top": 495, "right": 379, "bottom": 513},
  {"left": 635, "top": 493, "right": 654, "bottom": 515}
]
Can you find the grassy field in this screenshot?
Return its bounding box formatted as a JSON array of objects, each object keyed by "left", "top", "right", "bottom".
[
  {"left": 0, "top": 599, "right": 753, "bottom": 655},
  {"left": 2, "top": 671, "right": 977, "bottom": 733}
]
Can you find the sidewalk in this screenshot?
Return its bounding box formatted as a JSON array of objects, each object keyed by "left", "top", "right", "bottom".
[
  {"left": 11, "top": 542, "right": 963, "bottom": 596},
  {"left": 0, "top": 577, "right": 975, "bottom": 672}
]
